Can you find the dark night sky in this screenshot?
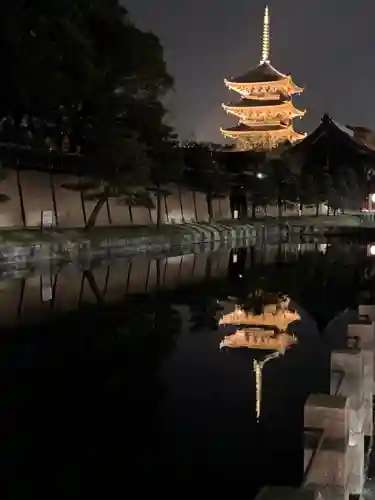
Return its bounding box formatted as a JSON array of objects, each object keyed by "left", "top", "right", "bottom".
[{"left": 124, "top": 0, "right": 375, "bottom": 143}]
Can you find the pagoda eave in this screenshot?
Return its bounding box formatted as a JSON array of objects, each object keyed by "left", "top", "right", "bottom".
[
  {"left": 290, "top": 84, "right": 304, "bottom": 94},
  {"left": 221, "top": 127, "right": 306, "bottom": 142},
  {"left": 222, "top": 103, "right": 306, "bottom": 120},
  {"left": 290, "top": 131, "right": 307, "bottom": 142},
  {"left": 224, "top": 85, "right": 304, "bottom": 101},
  {"left": 224, "top": 77, "right": 290, "bottom": 89},
  {"left": 227, "top": 61, "right": 290, "bottom": 85}
]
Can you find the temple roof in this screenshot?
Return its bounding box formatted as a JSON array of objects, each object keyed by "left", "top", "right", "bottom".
[
  {"left": 228, "top": 61, "right": 288, "bottom": 84},
  {"left": 346, "top": 125, "right": 375, "bottom": 151},
  {"left": 289, "top": 114, "right": 375, "bottom": 158},
  {"left": 224, "top": 98, "right": 290, "bottom": 108}
]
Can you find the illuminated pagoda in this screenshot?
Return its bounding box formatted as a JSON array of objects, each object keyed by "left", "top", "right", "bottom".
[{"left": 220, "top": 6, "right": 306, "bottom": 151}]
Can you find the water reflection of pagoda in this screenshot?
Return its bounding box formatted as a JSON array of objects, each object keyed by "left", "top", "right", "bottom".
[
  {"left": 219, "top": 297, "right": 300, "bottom": 420},
  {"left": 220, "top": 6, "right": 306, "bottom": 151}
]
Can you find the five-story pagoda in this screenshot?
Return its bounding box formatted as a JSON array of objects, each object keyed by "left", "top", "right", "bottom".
[{"left": 220, "top": 6, "right": 306, "bottom": 151}]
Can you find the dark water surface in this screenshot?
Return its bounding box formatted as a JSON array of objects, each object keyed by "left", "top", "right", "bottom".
[{"left": 0, "top": 239, "right": 372, "bottom": 495}]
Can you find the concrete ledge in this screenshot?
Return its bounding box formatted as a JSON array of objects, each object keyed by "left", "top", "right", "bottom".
[
  {"left": 259, "top": 303, "right": 375, "bottom": 499},
  {"left": 0, "top": 223, "right": 258, "bottom": 271},
  {"left": 303, "top": 484, "right": 347, "bottom": 500},
  {"left": 305, "top": 394, "right": 348, "bottom": 410},
  {"left": 255, "top": 487, "right": 320, "bottom": 500},
  {"left": 359, "top": 304, "right": 375, "bottom": 321}
]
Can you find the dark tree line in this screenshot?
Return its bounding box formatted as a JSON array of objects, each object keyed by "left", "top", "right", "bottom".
[
  {"left": 0, "top": 0, "right": 179, "bottom": 227},
  {"left": 219, "top": 140, "right": 372, "bottom": 219},
  {"left": 0, "top": 1, "right": 371, "bottom": 228},
  {"left": 181, "top": 141, "right": 370, "bottom": 221}
]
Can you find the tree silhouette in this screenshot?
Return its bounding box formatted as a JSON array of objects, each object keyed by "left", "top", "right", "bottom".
[
  {"left": 0, "top": 1, "right": 175, "bottom": 229},
  {"left": 189, "top": 298, "right": 222, "bottom": 333},
  {"left": 183, "top": 142, "right": 230, "bottom": 222}
]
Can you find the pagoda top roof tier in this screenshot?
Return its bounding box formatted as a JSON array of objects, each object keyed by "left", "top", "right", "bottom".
[
  {"left": 224, "top": 7, "right": 303, "bottom": 93},
  {"left": 224, "top": 75, "right": 303, "bottom": 97},
  {"left": 228, "top": 61, "right": 288, "bottom": 84}
]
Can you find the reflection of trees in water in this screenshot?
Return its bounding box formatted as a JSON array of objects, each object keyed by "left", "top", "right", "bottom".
[
  {"left": 180, "top": 243, "right": 368, "bottom": 331},
  {"left": 188, "top": 297, "right": 222, "bottom": 332},
  {"left": 0, "top": 295, "right": 182, "bottom": 489},
  {"left": 359, "top": 251, "right": 375, "bottom": 303},
  {"left": 243, "top": 244, "right": 367, "bottom": 326}
]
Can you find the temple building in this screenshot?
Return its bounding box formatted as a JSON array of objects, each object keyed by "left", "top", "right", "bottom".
[
  {"left": 289, "top": 114, "right": 375, "bottom": 166},
  {"left": 220, "top": 6, "right": 306, "bottom": 151}
]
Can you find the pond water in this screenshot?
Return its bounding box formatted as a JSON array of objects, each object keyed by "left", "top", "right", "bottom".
[{"left": 0, "top": 238, "right": 373, "bottom": 495}]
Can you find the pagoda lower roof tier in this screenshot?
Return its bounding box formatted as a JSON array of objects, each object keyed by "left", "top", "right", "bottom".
[
  {"left": 221, "top": 124, "right": 306, "bottom": 141},
  {"left": 222, "top": 123, "right": 289, "bottom": 133}
]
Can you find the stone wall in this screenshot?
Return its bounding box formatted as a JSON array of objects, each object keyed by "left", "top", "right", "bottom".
[
  {"left": 255, "top": 203, "right": 328, "bottom": 218},
  {"left": 0, "top": 168, "right": 232, "bottom": 228},
  {"left": 0, "top": 168, "right": 330, "bottom": 229}
]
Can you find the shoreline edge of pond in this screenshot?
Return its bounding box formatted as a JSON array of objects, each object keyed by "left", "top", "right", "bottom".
[{"left": 0, "top": 213, "right": 372, "bottom": 268}]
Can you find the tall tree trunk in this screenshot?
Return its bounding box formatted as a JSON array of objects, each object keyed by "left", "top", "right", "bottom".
[
  {"left": 206, "top": 192, "right": 213, "bottom": 222},
  {"left": 128, "top": 205, "right": 133, "bottom": 224},
  {"left": 252, "top": 202, "right": 256, "bottom": 218},
  {"left": 49, "top": 171, "right": 58, "bottom": 228},
  {"left": 178, "top": 185, "right": 184, "bottom": 222},
  {"left": 106, "top": 199, "right": 112, "bottom": 225},
  {"left": 240, "top": 193, "right": 247, "bottom": 219},
  {"left": 16, "top": 166, "right": 26, "bottom": 227},
  {"left": 277, "top": 198, "right": 283, "bottom": 218},
  {"left": 80, "top": 190, "right": 87, "bottom": 225},
  {"left": 156, "top": 259, "right": 161, "bottom": 289},
  {"left": 85, "top": 190, "right": 109, "bottom": 230},
  {"left": 193, "top": 191, "right": 198, "bottom": 222},
  {"left": 315, "top": 203, "right": 319, "bottom": 216},
  {"left": 156, "top": 185, "right": 162, "bottom": 228}
]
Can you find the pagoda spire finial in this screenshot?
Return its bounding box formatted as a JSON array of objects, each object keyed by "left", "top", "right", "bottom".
[{"left": 261, "top": 5, "right": 270, "bottom": 64}]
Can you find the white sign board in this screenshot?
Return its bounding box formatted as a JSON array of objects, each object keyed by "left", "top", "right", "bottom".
[{"left": 42, "top": 210, "right": 54, "bottom": 228}]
